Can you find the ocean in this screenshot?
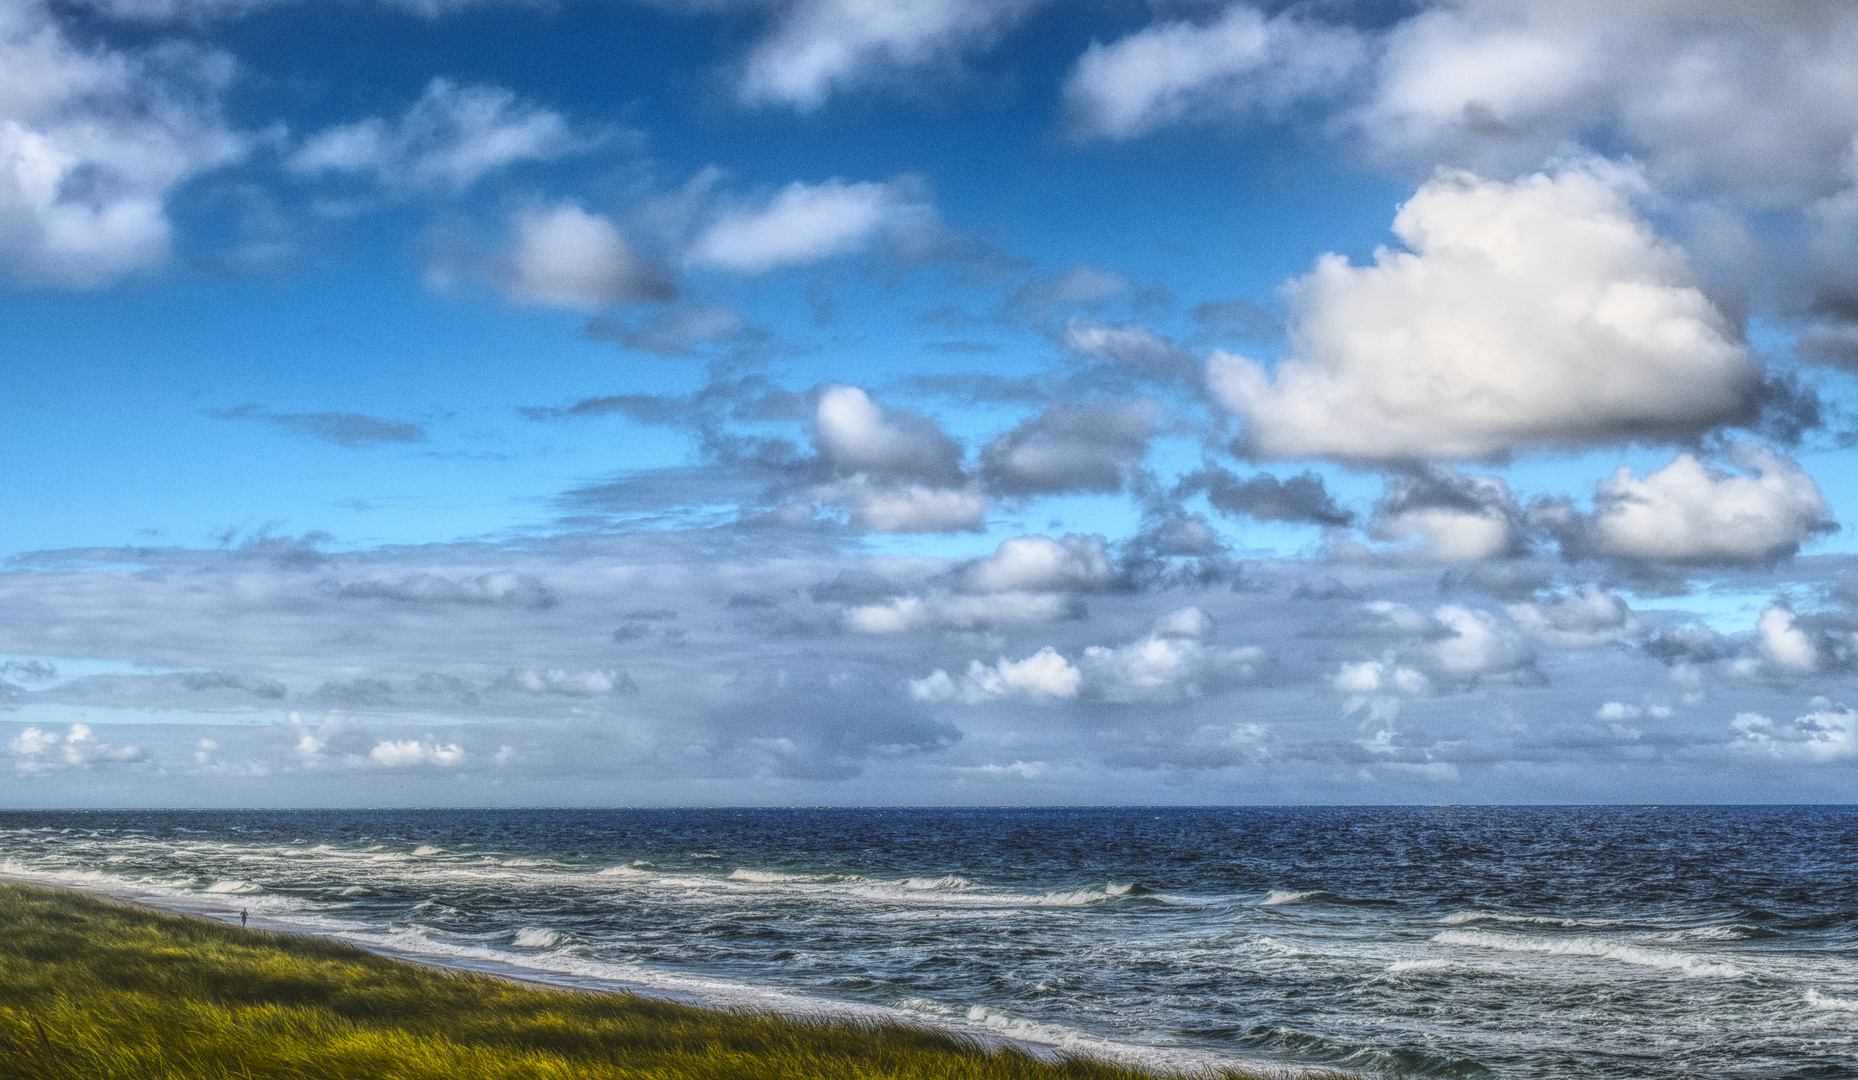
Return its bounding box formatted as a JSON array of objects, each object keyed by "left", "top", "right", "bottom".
[{"left": 0, "top": 806, "right": 1851, "bottom": 1079}]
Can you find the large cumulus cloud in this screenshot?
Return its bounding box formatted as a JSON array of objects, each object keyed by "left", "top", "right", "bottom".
[
  {"left": 0, "top": 1, "right": 245, "bottom": 287},
  {"left": 1209, "top": 165, "right": 1760, "bottom": 461}
]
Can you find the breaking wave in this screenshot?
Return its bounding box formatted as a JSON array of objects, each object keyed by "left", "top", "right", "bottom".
[
  {"left": 513, "top": 927, "right": 565, "bottom": 948},
  {"left": 1261, "top": 890, "right": 1327, "bottom": 906},
  {"left": 1433, "top": 929, "right": 1744, "bottom": 979}
]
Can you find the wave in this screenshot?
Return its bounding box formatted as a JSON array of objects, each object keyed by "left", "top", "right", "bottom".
[
  {"left": 1440, "top": 910, "right": 1601, "bottom": 928},
  {"left": 1032, "top": 882, "right": 1153, "bottom": 907},
  {"left": 1432, "top": 929, "right": 1744, "bottom": 978},
  {"left": 898, "top": 875, "right": 972, "bottom": 891},
  {"left": 595, "top": 865, "right": 653, "bottom": 878},
  {"left": 204, "top": 879, "right": 263, "bottom": 894},
  {"left": 1807, "top": 990, "right": 1858, "bottom": 1013},
  {"left": 726, "top": 869, "right": 866, "bottom": 885},
  {"left": 1662, "top": 924, "right": 1776, "bottom": 942},
  {"left": 960, "top": 1006, "right": 1302, "bottom": 1077},
  {"left": 512, "top": 927, "right": 565, "bottom": 949},
  {"left": 411, "top": 846, "right": 444, "bottom": 857},
  {"left": 1261, "top": 890, "right": 1327, "bottom": 906}
]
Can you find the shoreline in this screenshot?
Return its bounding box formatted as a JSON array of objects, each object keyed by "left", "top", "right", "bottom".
[{"left": 0, "top": 869, "right": 1323, "bottom": 1080}]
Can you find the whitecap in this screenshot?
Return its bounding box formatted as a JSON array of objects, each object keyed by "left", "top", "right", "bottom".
[
  {"left": 891, "top": 997, "right": 959, "bottom": 1016},
  {"left": 1807, "top": 989, "right": 1858, "bottom": 1013},
  {"left": 726, "top": 869, "right": 861, "bottom": 884},
  {"left": 1662, "top": 924, "right": 1769, "bottom": 942},
  {"left": 595, "top": 865, "right": 652, "bottom": 878},
  {"left": 513, "top": 927, "right": 565, "bottom": 948},
  {"left": 1261, "top": 889, "right": 1326, "bottom": 906},
  {"left": 1440, "top": 910, "right": 1593, "bottom": 928},
  {"left": 411, "top": 846, "right": 444, "bottom": 857},
  {"left": 898, "top": 875, "right": 972, "bottom": 891},
  {"left": 204, "top": 879, "right": 263, "bottom": 894},
  {"left": 1033, "top": 883, "right": 1149, "bottom": 907},
  {"left": 1432, "top": 928, "right": 1744, "bottom": 978}
]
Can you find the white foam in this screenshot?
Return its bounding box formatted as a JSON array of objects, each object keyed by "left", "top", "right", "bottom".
[
  {"left": 1261, "top": 890, "right": 1324, "bottom": 906},
  {"left": 898, "top": 875, "right": 972, "bottom": 891},
  {"left": 1433, "top": 929, "right": 1744, "bottom": 979},
  {"left": 1661, "top": 924, "right": 1763, "bottom": 942},
  {"left": 1030, "top": 883, "right": 1146, "bottom": 907},
  {"left": 1439, "top": 910, "right": 1598, "bottom": 928},
  {"left": 1807, "top": 990, "right": 1858, "bottom": 1013},
  {"left": 513, "top": 927, "right": 565, "bottom": 948},
  {"left": 726, "top": 869, "right": 860, "bottom": 884},
  {"left": 595, "top": 865, "right": 652, "bottom": 878},
  {"left": 204, "top": 879, "right": 263, "bottom": 894},
  {"left": 411, "top": 846, "right": 444, "bottom": 857}
]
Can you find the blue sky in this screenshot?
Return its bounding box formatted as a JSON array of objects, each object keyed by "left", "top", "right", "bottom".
[{"left": 6, "top": 0, "right": 1858, "bottom": 806}]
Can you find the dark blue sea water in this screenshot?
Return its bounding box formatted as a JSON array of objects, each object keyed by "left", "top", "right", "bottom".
[{"left": 1, "top": 807, "right": 1854, "bottom": 1079}]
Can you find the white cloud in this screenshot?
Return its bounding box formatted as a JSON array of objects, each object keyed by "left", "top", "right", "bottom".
[
  {"left": 289, "top": 78, "right": 583, "bottom": 192},
  {"left": 0, "top": 2, "right": 244, "bottom": 287},
  {"left": 1374, "top": 471, "right": 1523, "bottom": 562},
  {"left": 1063, "top": 4, "right": 1362, "bottom": 139},
  {"left": 1380, "top": 507, "right": 1515, "bottom": 560},
  {"left": 814, "top": 385, "right": 964, "bottom": 484},
  {"left": 1339, "top": 601, "right": 1533, "bottom": 693},
  {"left": 910, "top": 646, "right": 1081, "bottom": 704},
  {"left": 953, "top": 534, "right": 1114, "bottom": 594},
  {"left": 1356, "top": 2, "right": 1858, "bottom": 205},
  {"left": 911, "top": 608, "right": 1262, "bottom": 705},
  {"left": 1508, "top": 588, "right": 1637, "bottom": 649},
  {"left": 736, "top": 0, "right": 1042, "bottom": 110},
  {"left": 1071, "top": 3, "right": 1858, "bottom": 209},
  {"left": 1429, "top": 604, "right": 1533, "bottom": 683},
  {"left": 825, "top": 481, "right": 986, "bottom": 534},
  {"left": 980, "top": 402, "right": 1158, "bottom": 498},
  {"left": 1078, "top": 608, "right": 1263, "bottom": 703},
  {"left": 498, "top": 668, "right": 630, "bottom": 697},
  {"left": 1058, "top": 319, "right": 1194, "bottom": 380},
  {"left": 1208, "top": 164, "right": 1759, "bottom": 460},
  {"left": 687, "top": 178, "right": 927, "bottom": 274},
  {"left": 499, "top": 203, "right": 668, "bottom": 310},
  {"left": 9, "top": 723, "right": 143, "bottom": 771},
  {"left": 1333, "top": 659, "right": 1432, "bottom": 697},
  {"left": 1569, "top": 444, "right": 1833, "bottom": 565},
  {"left": 810, "top": 386, "right": 982, "bottom": 533},
  {"left": 1732, "top": 698, "right": 1858, "bottom": 762},
  {"left": 842, "top": 591, "right": 1075, "bottom": 634},
  {"left": 1756, "top": 607, "right": 1818, "bottom": 675},
  {"left": 368, "top": 738, "right": 464, "bottom": 767},
  {"left": 960, "top": 759, "right": 1050, "bottom": 780}
]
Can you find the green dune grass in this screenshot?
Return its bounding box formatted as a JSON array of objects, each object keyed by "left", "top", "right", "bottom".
[{"left": 0, "top": 883, "right": 1286, "bottom": 1080}]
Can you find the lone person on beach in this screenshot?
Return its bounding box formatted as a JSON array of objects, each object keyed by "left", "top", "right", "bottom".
[{"left": 240, "top": 909, "right": 248, "bottom": 927}]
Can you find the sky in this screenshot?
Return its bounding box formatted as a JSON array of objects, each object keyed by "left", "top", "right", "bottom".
[{"left": 6, "top": 0, "right": 1858, "bottom": 807}]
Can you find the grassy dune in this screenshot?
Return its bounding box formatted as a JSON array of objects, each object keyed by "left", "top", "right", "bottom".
[{"left": 0, "top": 883, "right": 1278, "bottom": 1080}]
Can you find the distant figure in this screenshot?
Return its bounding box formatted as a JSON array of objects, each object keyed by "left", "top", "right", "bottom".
[{"left": 240, "top": 909, "right": 248, "bottom": 927}]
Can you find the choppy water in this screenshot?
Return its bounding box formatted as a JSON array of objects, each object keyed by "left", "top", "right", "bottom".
[{"left": 0, "top": 807, "right": 1853, "bottom": 1078}]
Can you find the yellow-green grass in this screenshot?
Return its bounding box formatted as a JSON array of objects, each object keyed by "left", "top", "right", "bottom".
[{"left": 0, "top": 883, "right": 1281, "bottom": 1080}]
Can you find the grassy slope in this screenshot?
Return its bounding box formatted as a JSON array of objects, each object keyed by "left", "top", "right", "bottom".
[{"left": 0, "top": 884, "right": 1276, "bottom": 1080}]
